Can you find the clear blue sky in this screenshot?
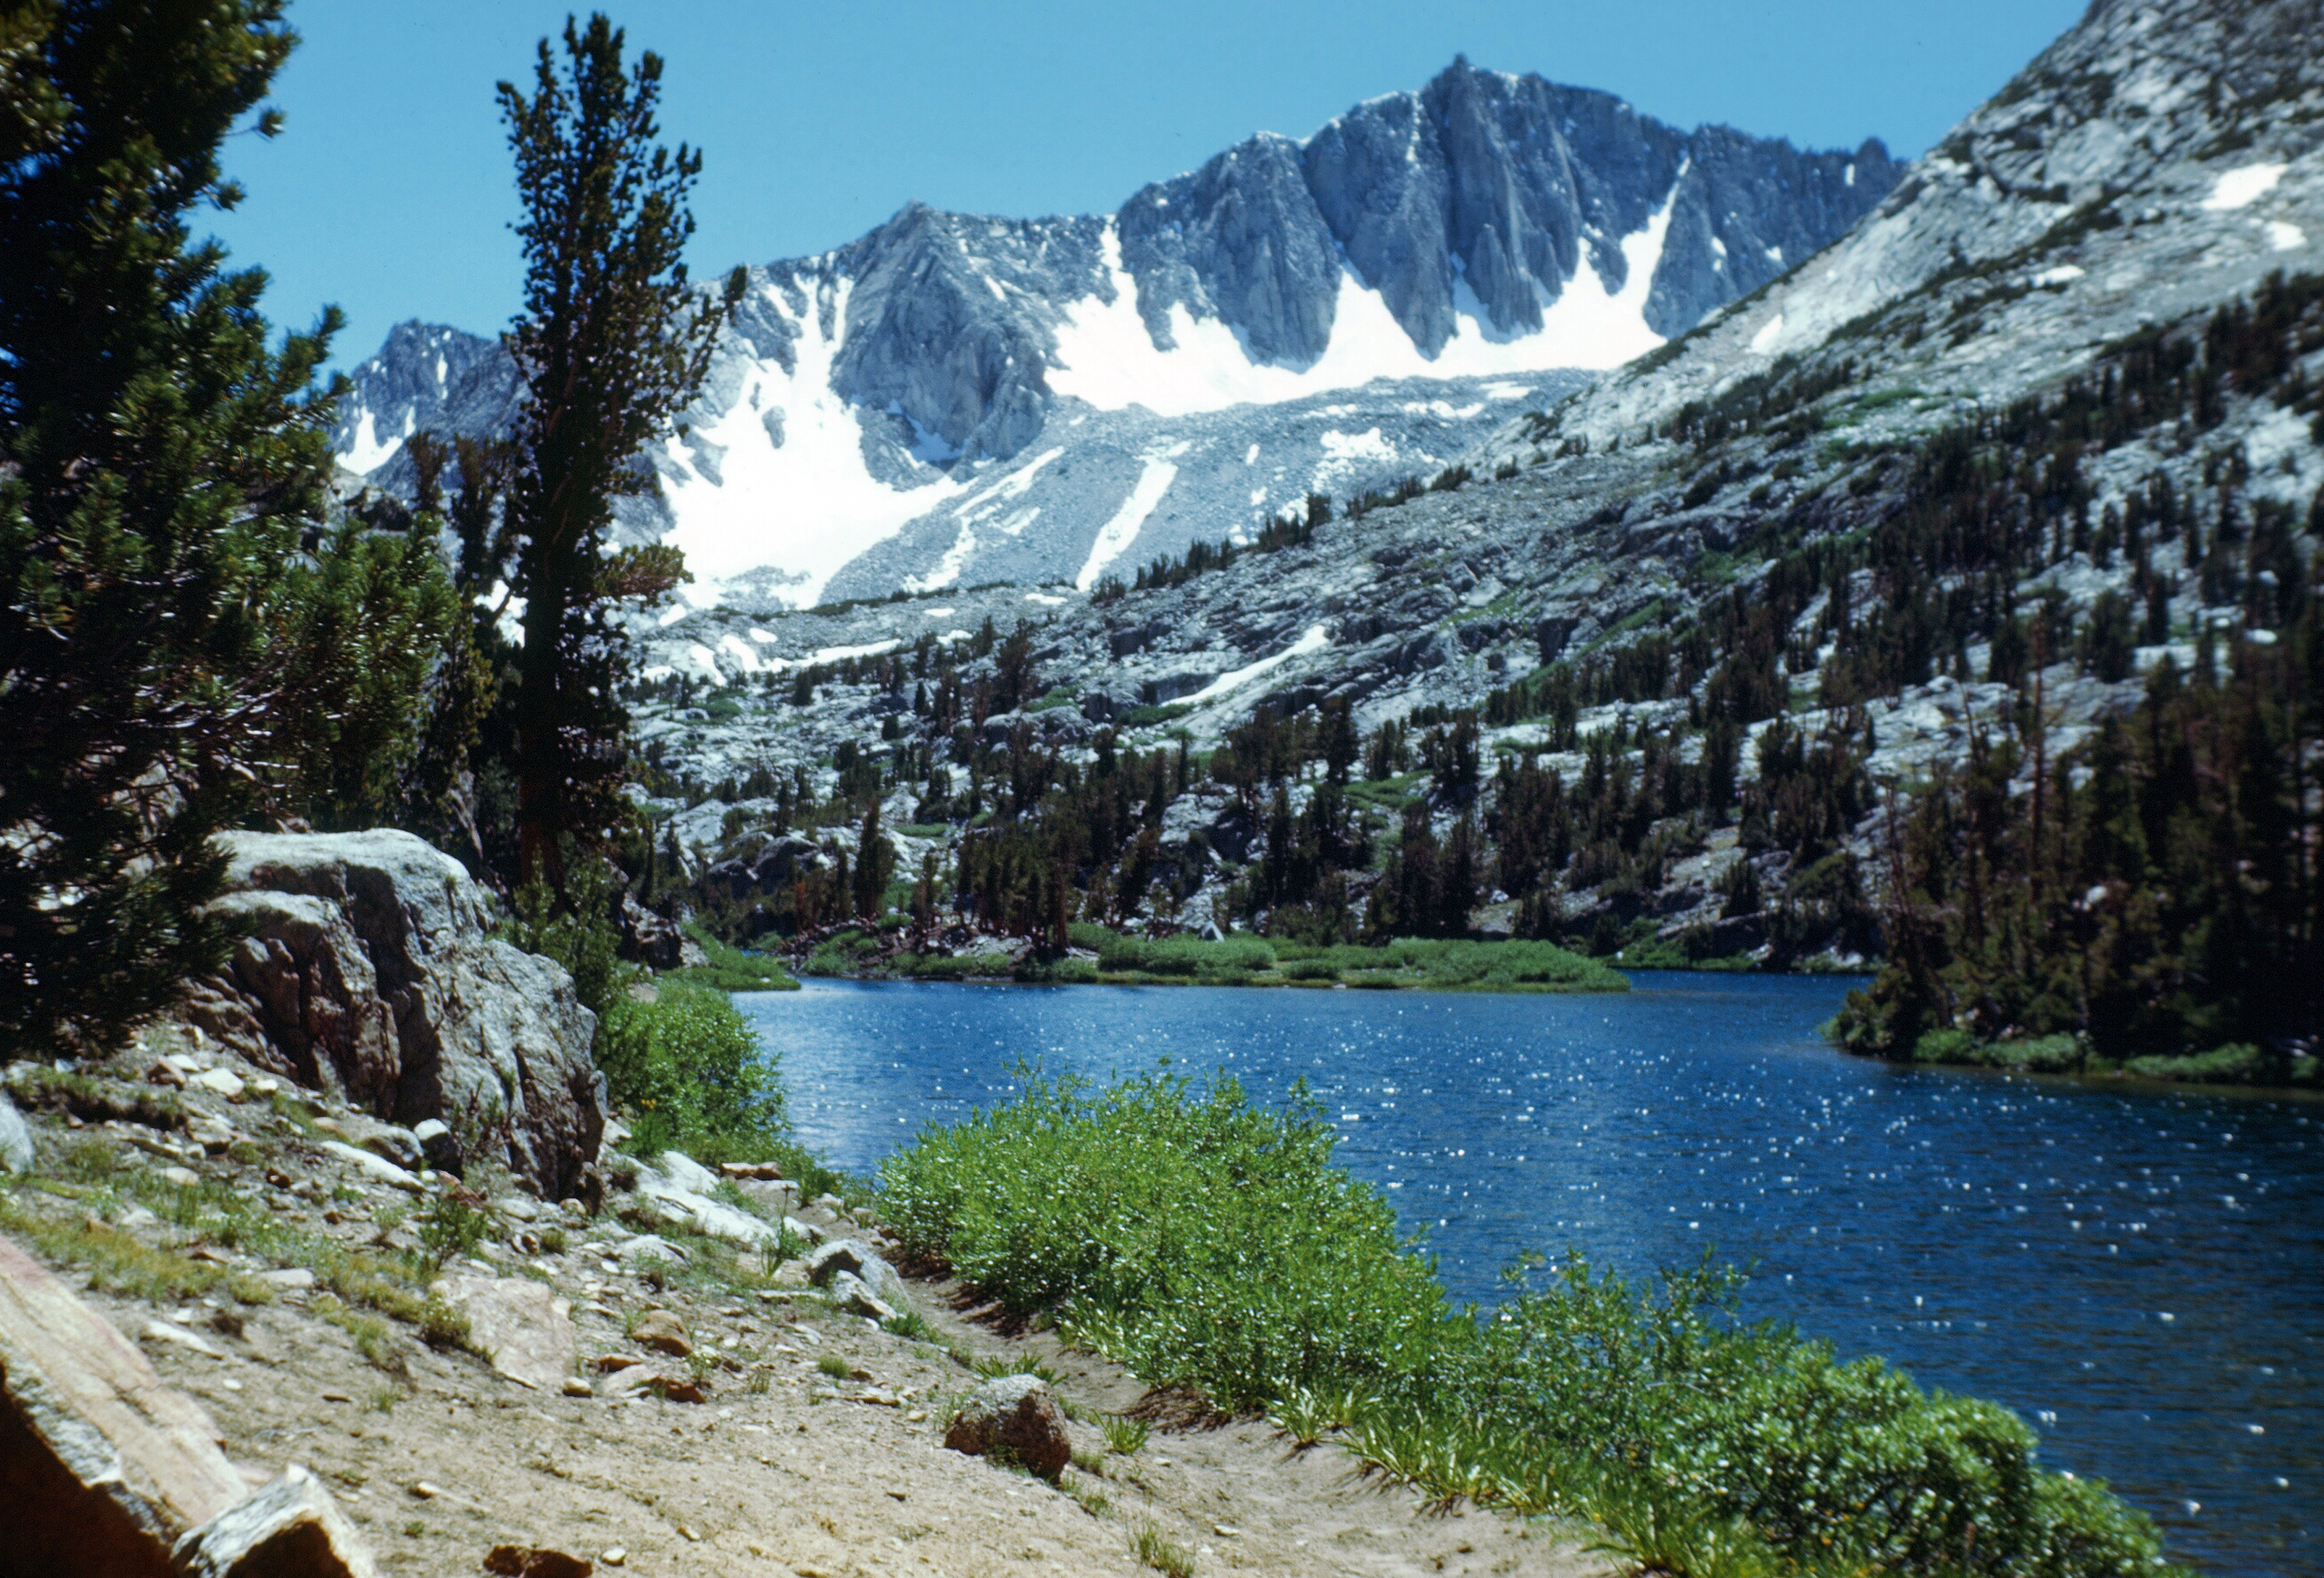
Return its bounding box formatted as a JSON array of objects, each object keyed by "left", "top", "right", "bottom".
[{"left": 213, "top": 0, "right": 2088, "bottom": 367}]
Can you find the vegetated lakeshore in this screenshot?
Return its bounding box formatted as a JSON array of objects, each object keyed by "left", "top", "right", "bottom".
[
  {"left": 755, "top": 974, "right": 2321, "bottom": 1578},
  {"left": 796, "top": 927, "right": 1628, "bottom": 993}
]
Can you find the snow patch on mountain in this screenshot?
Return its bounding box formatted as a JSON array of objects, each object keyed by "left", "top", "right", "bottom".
[
  {"left": 1046, "top": 201, "right": 1673, "bottom": 420},
  {"left": 340, "top": 406, "right": 412, "bottom": 475},
  {"left": 658, "top": 276, "right": 962, "bottom": 601},
  {"left": 1076, "top": 447, "right": 1188, "bottom": 590},
  {"left": 2201, "top": 162, "right": 2286, "bottom": 211}
]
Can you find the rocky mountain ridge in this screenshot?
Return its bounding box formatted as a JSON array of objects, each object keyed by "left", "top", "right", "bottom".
[
  {"left": 625, "top": 0, "right": 2324, "bottom": 981},
  {"left": 335, "top": 57, "right": 1897, "bottom": 605}
]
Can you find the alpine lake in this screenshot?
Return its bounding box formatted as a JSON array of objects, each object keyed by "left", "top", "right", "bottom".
[{"left": 736, "top": 972, "right": 2320, "bottom": 1576}]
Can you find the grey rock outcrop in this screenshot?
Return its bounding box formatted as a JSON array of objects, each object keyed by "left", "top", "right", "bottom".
[
  {"left": 0, "top": 1087, "right": 32, "bottom": 1175},
  {"left": 182, "top": 830, "right": 601, "bottom": 1200},
  {"left": 803, "top": 1238, "right": 909, "bottom": 1309},
  {"left": 1120, "top": 133, "right": 1343, "bottom": 366}
]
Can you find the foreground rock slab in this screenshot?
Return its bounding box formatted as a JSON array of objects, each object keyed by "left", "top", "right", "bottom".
[
  {"left": 434, "top": 1276, "right": 578, "bottom": 1392},
  {"left": 172, "top": 1463, "right": 377, "bottom": 1578},
  {"left": 0, "top": 1232, "right": 250, "bottom": 1576}
]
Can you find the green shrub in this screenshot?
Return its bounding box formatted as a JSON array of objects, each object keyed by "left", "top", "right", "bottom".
[
  {"left": 1090, "top": 933, "right": 1276, "bottom": 977},
  {"left": 1915, "top": 1030, "right": 2089, "bottom": 1074},
  {"left": 415, "top": 1191, "right": 491, "bottom": 1265},
  {"left": 880, "top": 1071, "right": 2178, "bottom": 1578},
  {"left": 1912, "top": 1027, "right": 1980, "bottom": 1064},
  {"left": 604, "top": 981, "right": 789, "bottom": 1165},
  {"left": 880, "top": 1067, "right": 1467, "bottom": 1410},
  {"left": 669, "top": 929, "right": 800, "bottom": 993},
  {"left": 2123, "top": 1043, "right": 2264, "bottom": 1083},
  {"left": 1987, "top": 1033, "right": 2088, "bottom": 1073},
  {"left": 1274, "top": 937, "right": 1625, "bottom": 992}
]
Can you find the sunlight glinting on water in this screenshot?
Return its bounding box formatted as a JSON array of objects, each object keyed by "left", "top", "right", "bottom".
[{"left": 738, "top": 974, "right": 2319, "bottom": 1577}]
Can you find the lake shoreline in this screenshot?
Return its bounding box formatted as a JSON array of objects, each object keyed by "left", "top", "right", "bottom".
[{"left": 782, "top": 927, "right": 1631, "bottom": 994}]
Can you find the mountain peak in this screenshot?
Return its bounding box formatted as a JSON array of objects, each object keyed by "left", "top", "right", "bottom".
[{"left": 337, "top": 58, "right": 1900, "bottom": 605}]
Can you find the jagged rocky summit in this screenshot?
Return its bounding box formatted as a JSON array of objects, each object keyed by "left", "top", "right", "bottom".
[{"left": 335, "top": 57, "right": 1896, "bottom": 605}]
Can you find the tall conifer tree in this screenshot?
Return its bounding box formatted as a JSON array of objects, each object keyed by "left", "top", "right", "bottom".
[
  {"left": 497, "top": 13, "right": 742, "bottom": 893},
  {"left": 0, "top": 0, "right": 338, "bottom": 1053}
]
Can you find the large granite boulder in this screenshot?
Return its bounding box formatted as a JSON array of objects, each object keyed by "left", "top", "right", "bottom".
[{"left": 182, "top": 831, "right": 601, "bottom": 1199}]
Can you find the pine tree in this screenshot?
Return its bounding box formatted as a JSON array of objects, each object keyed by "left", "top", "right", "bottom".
[
  {"left": 497, "top": 13, "right": 743, "bottom": 892},
  {"left": 0, "top": 0, "right": 338, "bottom": 1054}
]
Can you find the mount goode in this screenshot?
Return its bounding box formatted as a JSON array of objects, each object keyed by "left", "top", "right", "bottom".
[{"left": 334, "top": 58, "right": 1897, "bottom": 605}]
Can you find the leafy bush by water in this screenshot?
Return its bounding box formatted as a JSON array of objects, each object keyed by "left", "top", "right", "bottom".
[
  {"left": 1271, "top": 937, "right": 1627, "bottom": 991},
  {"left": 606, "top": 981, "right": 789, "bottom": 1165},
  {"left": 668, "top": 929, "right": 800, "bottom": 993},
  {"left": 880, "top": 1070, "right": 2178, "bottom": 1577}
]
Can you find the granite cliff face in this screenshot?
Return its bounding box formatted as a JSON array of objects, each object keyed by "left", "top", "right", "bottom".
[{"left": 335, "top": 59, "right": 1895, "bottom": 604}]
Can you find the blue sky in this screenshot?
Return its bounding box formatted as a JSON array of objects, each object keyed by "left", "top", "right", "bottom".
[{"left": 214, "top": 0, "right": 2087, "bottom": 367}]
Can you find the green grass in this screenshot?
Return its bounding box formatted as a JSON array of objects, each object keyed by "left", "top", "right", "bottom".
[
  {"left": 1342, "top": 773, "right": 1427, "bottom": 815},
  {"left": 1269, "top": 938, "right": 1627, "bottom": 993},
  {"left": 1115, "top": 703, "right": 1195, "bottom": 729},
  {"left": 669, "top": 929, "right": 801, "bottom": 993},
  {"left": 1130, "top": 1521, "right": 1197, "bottom": 1577},
  {"left": 2, "top": 1151, "right": 472, "bottom": 1367},
  {"left": 880, "top": 1069, "right": 2180, "bottom": 1578},
  {"left": 804, "top": 927, "right": 1625, "bottom": 993},
  {"left": 1904, "top": 1033, "right": 2319, "bottom": 1089}
]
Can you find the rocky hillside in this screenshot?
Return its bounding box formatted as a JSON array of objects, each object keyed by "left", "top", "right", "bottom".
[
  {"left": 335, "top": 58, "right": 1896, "bottom": 605},
  {"left": 620, "top": 0, "right": 2323, "bottom": 1045}
]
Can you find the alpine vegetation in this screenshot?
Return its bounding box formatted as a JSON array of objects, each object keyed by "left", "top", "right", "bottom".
[{"left": 880, "top": 1070, "right": 2176, "bottom": 1577}]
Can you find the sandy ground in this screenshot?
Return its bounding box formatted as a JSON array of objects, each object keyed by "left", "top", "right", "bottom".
[{"left": 10, "top": 1097, "right": 1608, "bottom": 1578}]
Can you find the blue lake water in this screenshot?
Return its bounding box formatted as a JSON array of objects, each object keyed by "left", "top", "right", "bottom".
[{"left": 736, "top": 971, "right": 2320, "bottom": 1576}]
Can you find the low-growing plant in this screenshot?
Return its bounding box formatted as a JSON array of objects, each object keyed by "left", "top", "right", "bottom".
[
  {"left": 415, "top": 1191, "right": 490, "bottom": 1265},
  {"left": 312, "top": 1293, "right": 397, "bottom": 1371},
  {"left": 816, "top": 1352, "right": 851, "bottom": 1380},
  {"left": 881, "top": 1306, "right": 938, "bottom": 1342},
  {"left": 1130, "top": 1521, "right": 1197, "bottom": 1578},
  {"left": 882, "top": 1069, "right": 2180, "bottom": 1578},
  {"left": 1100, "top": 1413, "right": 1149, "bottom": 1456},
  {"left": 970, "top": 1350, "right": 1060, "bottom": 1386}
]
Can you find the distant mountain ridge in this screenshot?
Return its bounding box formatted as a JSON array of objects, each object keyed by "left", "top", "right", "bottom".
[{"left": 334, "top": 57, "right": 1899, "bottom": 604}]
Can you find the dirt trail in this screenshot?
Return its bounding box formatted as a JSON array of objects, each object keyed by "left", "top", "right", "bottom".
[{"left": 5, "top": 1081, "right": 1606, "bottom": 1578}]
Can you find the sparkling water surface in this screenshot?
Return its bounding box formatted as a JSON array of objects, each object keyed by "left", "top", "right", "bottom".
[{"left": 735, "top": 972, "right": 2319, "bottom": 1575}]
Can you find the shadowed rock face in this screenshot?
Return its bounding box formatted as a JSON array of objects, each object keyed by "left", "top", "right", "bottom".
[
  {"left": 184, "top": 831, "right": 603, "bottom": 1200},
  {"left": 1120, "top": 132, "right": 1345, "bottom": 367}
]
